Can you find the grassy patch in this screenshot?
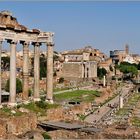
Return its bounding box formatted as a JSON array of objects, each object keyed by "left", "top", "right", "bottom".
[
  {"left": 42, "top": 132, "right": 51, "bottom": 139},
  {"left": 21, "top": 102, "right": 44, "bottom": 114},
  {"left": 77, "top": 114, "right": 86, "bottom": 121},
  {"left": 54, "top": 90, "right": 100, "bottom": 102},
  {"left": 131, "top": 117, "right": 140, "bottom": 127},
  {"left": 53, "top": 87, "right": 70, "bottom": 92},
  {"left": 127, "top": 94, "right": 140, "bottom": 105},
  {"left": 116, "top": 108, "right": 129, "bottom": 116}
]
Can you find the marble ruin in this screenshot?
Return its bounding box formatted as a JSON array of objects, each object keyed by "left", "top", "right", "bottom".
[{"left": 0, "top": 11, "right": 54, "bottom": 105}]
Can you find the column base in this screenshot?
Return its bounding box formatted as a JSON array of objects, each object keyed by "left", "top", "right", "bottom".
[
  {"left": 33, "top": 98, "right": 41, "bottom": 102},
  {"left": 8, "top": 102, "right": 17, "bottom": 107},
  {"left": 0, "top": 105, "right": 3, "bottom": 108},
  {"left": 45, "top": 99, "right": 53, "bottom": 104},
  {"left": 23, "top": 100, "right": 30, "bottom": 105}
]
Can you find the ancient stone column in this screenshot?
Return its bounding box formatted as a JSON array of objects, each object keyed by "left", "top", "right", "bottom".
[
  {"left": 46, "top": 42, "right": 54, "bottom": 103},
  {"left": 8, "top": 40, "right": 17, "bottom": 106},
  {"left": 0, "top": 40, "right": 2, "bottom": 105},
  {"left": 33, "top": 42, "right": 41, "bottom": 101},
  {"left": 85, "top": 64, "right": 87, "bottom": 78},
  {"left": 22, "top": 41, "right": 29, "bottom": 100},
  {"left": 119, "top": 95, "right": 123, "bottom": 109},
  {"left": 103, "top": 75, "right": 106, "bottom": 87}
]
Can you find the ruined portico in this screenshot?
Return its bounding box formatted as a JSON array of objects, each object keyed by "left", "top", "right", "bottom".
[{"left": 0, "top": 11, "right": 54, "bottom": 105}]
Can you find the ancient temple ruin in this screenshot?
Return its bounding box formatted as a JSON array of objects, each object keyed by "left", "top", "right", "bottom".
[{"left": 0, "top": 11, "right": 54, "bottom": 105}]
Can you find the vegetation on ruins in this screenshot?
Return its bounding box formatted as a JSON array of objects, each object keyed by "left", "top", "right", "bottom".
[
  {"left": 42, "top": 132, "right": 51, "bottom": 139},
  {"left": 30, "top": 52, "right": 59, "bottom": 79},
  {"left": 16, "top": 101, "right": 59, "bottom": 116},
  {"left": 0, "top": 105, "right": 24, "bottom": 117},
  {"left": 115, "top": 92, "right": 140, "bottom": 125},
  {"left": 5, "top": 78, "right": 22, "bottom": 94},
  {"left": 58, "top": 77, "right": 64, "bottom": 83},
  {"left": 131, "top": 117, "right": 140, "bottom": 127}
]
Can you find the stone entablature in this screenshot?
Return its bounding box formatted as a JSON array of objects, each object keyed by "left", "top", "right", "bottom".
[{"left": 62, "top": 46, "right": 107, "bottom": 63}]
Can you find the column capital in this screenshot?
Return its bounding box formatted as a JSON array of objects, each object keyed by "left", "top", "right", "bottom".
[
  {"left": 46, "top": 42, "right": 55, "bottom": 47},
  {"left": 0, "top": 38, "right": 3, "bottom": 43},
  {"left": 32, "top": 42, "right": 41, "bottom": 46},
  {"left": 20, "top": 41, "right": 30, "bottom": 46},
  {"left": 7, "top": 40, "right": 18, "bottom": 45}
]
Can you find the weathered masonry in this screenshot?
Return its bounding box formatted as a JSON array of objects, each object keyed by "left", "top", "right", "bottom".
[{"left": 0, "top": 11, "right": 54, "bottom": 105}]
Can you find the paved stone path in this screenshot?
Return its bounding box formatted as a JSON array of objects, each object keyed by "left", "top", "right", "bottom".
[{"left": 84, "top": 83, "right": 133, "bottom": 124}]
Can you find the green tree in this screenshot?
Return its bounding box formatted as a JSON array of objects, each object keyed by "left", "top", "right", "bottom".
[
  {"left": 30, "top": 51, "right": 60, "bottom": 79},
  {"left": 137, "top": 62, "right": 140, "bottom": 70},
  {"left": 5, "top": 78, "right": 22, "bottom": 94},
  {"left": 59, "top": 77, "right": 64, "bottom": 83},
  {"left": 97, "top": 67, "right": 107, "bottom": 78},
  {"left": 117, "top": 62, "right": 138, "bottom": 77}
]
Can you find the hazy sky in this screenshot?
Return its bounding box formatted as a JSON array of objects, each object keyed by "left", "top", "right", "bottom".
[{"left": 0, "top": 1, "right": 140, "bottom": 55}]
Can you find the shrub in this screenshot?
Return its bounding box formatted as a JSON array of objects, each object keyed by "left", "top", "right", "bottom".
[
  {"left": 42, "top": 132, "right": 51, "bottom": 139},
  {"left": 35, "top": 100, "right": 47, "bottom": 109},
  {"left": 28, "top": 89, "right": 32, "bottom": 97},
  {"left": 97, "top": 67, "right": 107, "bottom": 78},
  {"left": 59, "top": 77, "right": 64, "bottom": 83}
]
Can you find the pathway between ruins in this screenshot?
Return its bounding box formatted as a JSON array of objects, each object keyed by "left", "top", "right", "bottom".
[{"left": 85, "top": 83, "right": 133, "bottom": 124}]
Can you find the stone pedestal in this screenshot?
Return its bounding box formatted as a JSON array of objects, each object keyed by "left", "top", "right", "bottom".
[{"left": 46, "top": 43, "right": 54, "bottom": 103}]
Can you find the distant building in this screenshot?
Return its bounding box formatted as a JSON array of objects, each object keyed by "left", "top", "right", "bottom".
[
  {"left": 110, "top": 44, "right": 129, "bottom": 64},
  {"left": 59, "top": 46, "right": 107, "bottom": 81},
  {"left": 123, "top": 55, "right": 137, "bottom": 64},
  {"left": 62, "top": 61, "right": 97, "bottom": 81}
]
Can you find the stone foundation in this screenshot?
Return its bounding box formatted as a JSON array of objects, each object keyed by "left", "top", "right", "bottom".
[{"left": 0, "top": 113, "right": 37, "bottom": 138}]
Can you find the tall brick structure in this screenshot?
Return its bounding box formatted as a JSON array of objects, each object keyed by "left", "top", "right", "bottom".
[{"left": 61, "top": 46, "right": 98, "bottom": 81}]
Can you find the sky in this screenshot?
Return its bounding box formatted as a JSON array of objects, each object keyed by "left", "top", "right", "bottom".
[{"left": 0, "top": 1, "right": 140, "bottom": 56}]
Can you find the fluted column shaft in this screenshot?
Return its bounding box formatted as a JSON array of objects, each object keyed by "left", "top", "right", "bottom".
[
  {"left": 46, "top": 43, "right": 54, "bottom": 103},
  {"left": 33, "top": 42, "right": 40, "bottom": 101},
  {"left": 9, "top": 40, "right": 17, "bottom": 105},
  {"left": 22, "top": 42, "right": 29, "bottom": 100},
  {"left": 0, "top": 40, "right": 2, "bottom": 104}
]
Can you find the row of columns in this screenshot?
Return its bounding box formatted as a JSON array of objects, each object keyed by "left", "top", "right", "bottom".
[
  {"left": 82, "top": 63, "right": 91, "bottom": 78},
  {"left": 0, "top": 39, "right": 54, "bottom": 105}
]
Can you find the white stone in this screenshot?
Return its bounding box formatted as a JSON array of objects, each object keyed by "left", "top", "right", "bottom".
[
  {"left": 33, "top": 98, "right": 41, "bottom": 102},
  {"left": 8, "top": 102, "right": 17, "bottom": 107},
  {"left": 23, "top": 100, "right": 30, "bottom": 105},
  {"left": 11, "top": 110, "right": 16, "bottom": 114},
  {"left": 0, "top": 105, "right": 3, "bottom": 108},
  {"left": 19, "top": 107, "right": 29, "bottom": 113},
  {"left": 45, "top": 99, "right": 53, "bottom": 104}
]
